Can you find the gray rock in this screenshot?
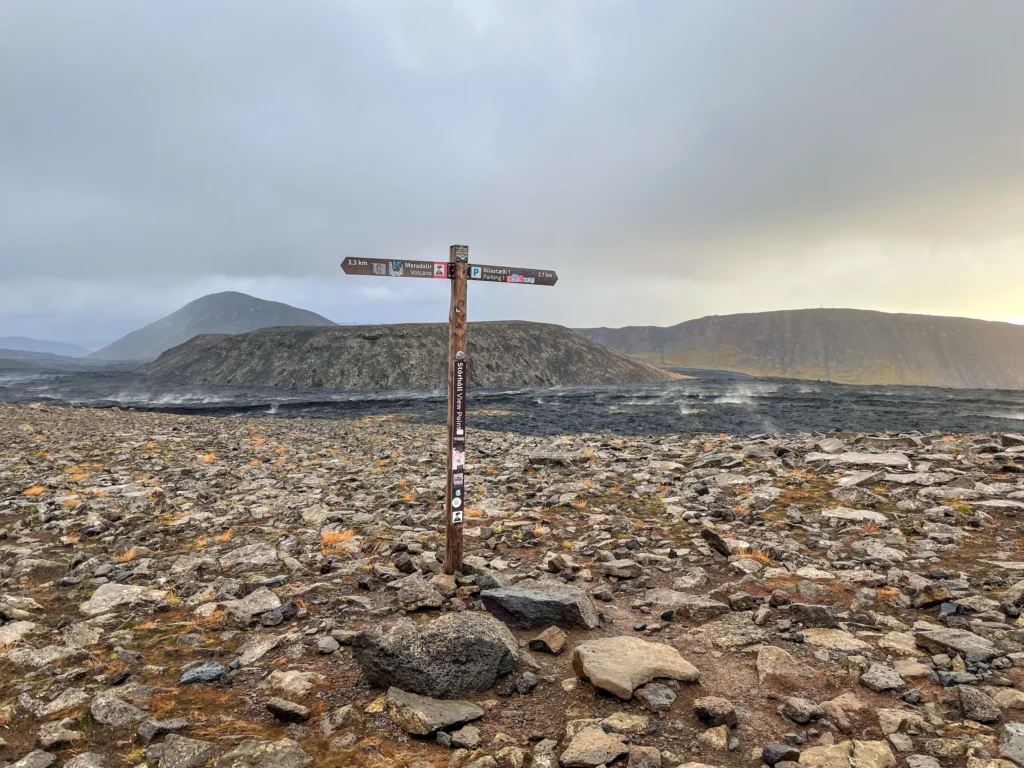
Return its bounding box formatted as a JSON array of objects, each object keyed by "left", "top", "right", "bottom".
[
  {"left": 266, "top": 697, "right": 310, "bottom": 723},
  {"left": 625, "top": 746, "right": 661, "bottom": 768},
  {"left": 762, "top": 745, "right": 801, "bottom": 765},
  {"left": 317, "top": 636, "right": 340, "bottom": 654},
  {"left": 219, "top": 543, "right": 279, "bottom": 571},
  {"left": 320, "top": 705, "right": 355, "bottom": 736},
  {"left": 860, "top": 664, "right": 905, "bottom": 692},
  {"left": 396, "top": 577, "right": 444, "bottom": 611},
  {"left": 915, "top": 627, "right": 1000, "bottom": 662},
  {"left": 138, "top": 718, "right": 190, "bottom": 744},
  {"left": 647, "top": 589, "right": 730, "bottom": 622},
  {"left": 481, "top": 581, "right": 598, "bottom": 629},
  {"left": 599, "top": 559, "right": 643, "bottom": 578},
  {"left": 384, "top": 687, "right": 484, "bottom": 736},
  {"left": 780, "top": 696, "right": 824, "bottom": 724},
  {"left": 222, "top": 587, "right": 281, "bottom": 625},
  {"left": 65, "top": 754, "right": 106, "bottom": 768},
  {"left": 90, "top": 692, "right": 146, "bottom": 727},
  {"left": 693, "top": 696, "right": 737, "bottom": 727},
  {"left": 1001, "top": 723, "right": 1024, "bottom": 765},
  {"left": 353, "top": 613, "right": 518, "bottom": 698},
  {"left": 38, "top": 718, "right": 84, "bottom": 750},
  {"left": 450, "top": 724, "right": 482, "bottom": 749},
  {"left": 635, "top": 682, "right": 676, "bottom": 712},
  {"left": 180, "top": 661, "right": 227, "bottom": 685},
  {"left": 956, "top": 685, "right": 1001, "bottom": 723},
  {"left": 213, "top": 739, "right": 312, "bottom": 768},
  {"left": 159, "top": 735, "right": 221, "bottom": 768},
  {"left": 79, "top": 582, "right": 166, "bottom": 617},
  {"left": 8, "top": 751, "right": 56, "bottom": 768},
  {"left": 700, "top": 528, "right": 732, "bottom": 556},
  {"left": 790, "top": 603, "right": 840, "bottom": 629}
]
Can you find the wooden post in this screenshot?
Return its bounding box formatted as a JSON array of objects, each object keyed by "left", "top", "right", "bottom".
[{"left": 444, "top": 245, "right": 469, "bottom": 575}]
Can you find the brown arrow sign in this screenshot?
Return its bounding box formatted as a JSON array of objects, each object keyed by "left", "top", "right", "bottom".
[
  {"left": 340, "top": 246, "right": 558, "bottom": 576},
  {"left": 341, "top": 257, "right": 449, "bottom": 279},
  {"left": 467, "top": 263, "right": 557, "bottom": 286}
]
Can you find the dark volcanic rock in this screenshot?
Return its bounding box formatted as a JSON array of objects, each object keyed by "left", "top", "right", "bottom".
[
  {"left": 138, "top": 322, "right": 679, "bottom": 390},
  {"left": 352, "top": 613, "right": 518, "bottom": 698},
  {"left": 481, "top": 581, "right": 599, "bottom": 629}
]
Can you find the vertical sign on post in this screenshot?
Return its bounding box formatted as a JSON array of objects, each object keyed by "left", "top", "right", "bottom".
[
  {"left": 445, "top": 245, "right": 469, "bottom": 574},
  {"left": 341, "top": 246, "right": 556, "bottom": 576}
]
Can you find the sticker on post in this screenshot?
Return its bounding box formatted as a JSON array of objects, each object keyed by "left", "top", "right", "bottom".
[{"left": 452, "top": 508, "right": 464, "bottom": 524}]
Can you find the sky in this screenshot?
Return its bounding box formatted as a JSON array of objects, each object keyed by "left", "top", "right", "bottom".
[{"left": 2, "top": 0, "right": 1024, "bottom": 348}]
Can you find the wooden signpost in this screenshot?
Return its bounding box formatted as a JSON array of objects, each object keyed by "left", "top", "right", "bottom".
[{"left": 341, "top": 246, "right": 558, "bottom": 574}]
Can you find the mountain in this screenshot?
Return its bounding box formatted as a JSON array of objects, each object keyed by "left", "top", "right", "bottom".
[
  {"left": 0, "top": 348, "right": 75, "bottom": 362},
  {"left": 0, "top": 348, "right": 138, "bottom": 373},
  {"left": 137, "top": 322, "right": 681, "bottom": 390},
  {"left": 0, "top": 336, "right": 90, "bottom": 357},
  {"left": 88, "top": 291, "right": 337, "bottom": 361},
  {"left": 577, "top": 308, "right": 1024, "bottom": 389}
]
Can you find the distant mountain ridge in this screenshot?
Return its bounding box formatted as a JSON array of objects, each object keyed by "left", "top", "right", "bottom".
[
  {"left": 577, "top": 308, "right": 1024, "bottom": 389},
  {"left": 138, "top": 322, "right": 681, "bottom": 390},
  {"left": 88, "top": 291, "right": 337, "bottom": 361},
  {"left": 0, "top": 337, "right": 89, "bottom": 357}
]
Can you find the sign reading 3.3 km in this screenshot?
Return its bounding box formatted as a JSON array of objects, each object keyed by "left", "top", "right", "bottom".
[{"left": 342, "top": 258, "right": 449, "bottom": 279}]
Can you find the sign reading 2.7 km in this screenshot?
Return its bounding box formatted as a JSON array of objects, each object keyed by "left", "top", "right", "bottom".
[{"left": 340, "top": 247, "right": 558, "bottom": 575}]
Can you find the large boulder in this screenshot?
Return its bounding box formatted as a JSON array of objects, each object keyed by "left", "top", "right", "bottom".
[
  {"left": 572, "top": 636, "right": 700, "bottom": 699},
  {"left": 353, "top": 612, "right": 518, "bottom": 698},
  {"left": 481, "top": 580, "right": 598, "bottom": 629}
]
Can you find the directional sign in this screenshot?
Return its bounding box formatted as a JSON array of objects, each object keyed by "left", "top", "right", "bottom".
[
  {"left": 341, "top": 245, "right": 557, "bottom": 574},
  {"left": 467, "top": 264, "right": 557, "bottom": 286},
  {"left": 341, "top": 258, "right": 449, "bottom": 279},
  {"left": 449, "top": 355, "right": 467, "bottom": 525}
]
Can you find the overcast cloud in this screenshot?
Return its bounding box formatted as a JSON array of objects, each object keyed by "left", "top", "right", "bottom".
[{"left": 2, "top": 0, "right": 1023, "bottom": 346}]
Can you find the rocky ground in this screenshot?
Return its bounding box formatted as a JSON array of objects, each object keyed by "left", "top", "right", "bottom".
[{"left": 2, "top": 405, "right": 1024, "bottom": 768}]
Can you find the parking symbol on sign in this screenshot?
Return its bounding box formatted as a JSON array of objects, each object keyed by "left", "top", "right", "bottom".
[{"left": 471, "top": 266, "right": 481, "bottom": 279}]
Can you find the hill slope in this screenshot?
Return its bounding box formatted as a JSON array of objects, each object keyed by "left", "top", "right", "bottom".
[
  {"left": 88, "top": 292, "right": 337, "bottom": 361},
  {"left": 138, "top": 322, "right": 680, "bottom": 390},
  {"left": 0, "top": 337, "right": 89, "bottom": 357},
  {"left": 578, "top": 308, "right": 1024, "bottom": 389}
]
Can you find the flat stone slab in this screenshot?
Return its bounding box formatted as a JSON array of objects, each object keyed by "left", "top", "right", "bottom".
[
  {"left": 481, "top": 581, "right": 598, "bottom": 629},
  {"left": 802, "top": 628, "right": 871, "bottom": 652},
  {"left": 79, "top": 583, "right": 167, "bottom": 617},
  {"left": 915, "top": 627, "right": 1000, "bottom": 662},
  {"left": 647, "top": 590, "right": 730, "bottom": 622},
  {"left": 821, "top": 507, "right": 888, "bottom": 523},
  {"left": 559, "top": 726, "right": 628, "bottom": 767},
  {"left": 756, "top": 645, "right": 816, "bottom": 683},
  {"left": 572, "top": 636, "right": 699, "bottom": 700},
  {"left": 384, "top": 687, "right": 483, "bottom": 736},
  {"left": 806, "top": 452, "right": 910, "bottom": 468}
]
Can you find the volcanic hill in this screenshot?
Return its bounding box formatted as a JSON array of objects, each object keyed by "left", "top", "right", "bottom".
[{"left": 137, "top": 322, "right": 680, "bottom": 390}]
